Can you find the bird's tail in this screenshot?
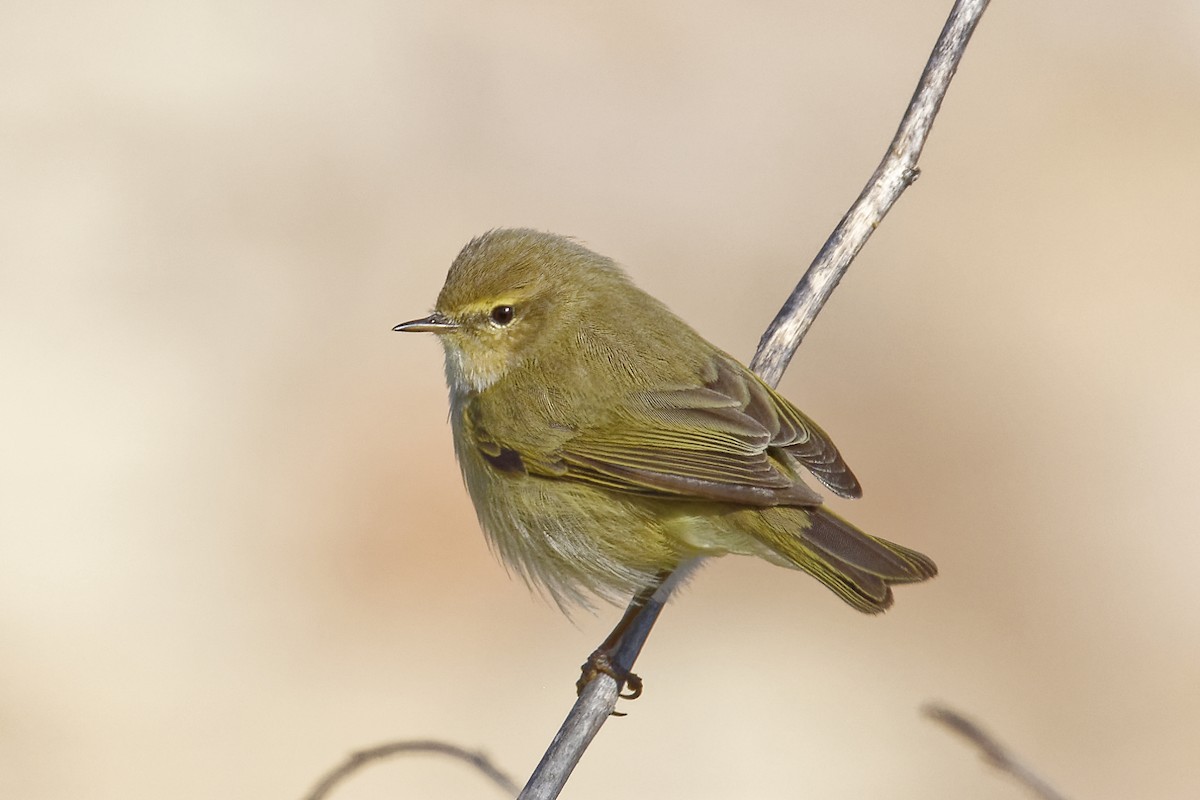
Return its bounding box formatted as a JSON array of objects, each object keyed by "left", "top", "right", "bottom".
[{"left": 749, "top": 505, "right": 937, "bottom": 613}]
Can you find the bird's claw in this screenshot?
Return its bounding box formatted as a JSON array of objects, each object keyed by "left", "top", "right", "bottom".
[{"left": 577, "top": 650, "right": 643, "bottom": 711}]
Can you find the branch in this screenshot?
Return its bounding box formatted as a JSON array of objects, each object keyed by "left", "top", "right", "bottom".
[
  {"left": 925, "top": 704, "right": 1071, "bottom": 800},
  {"left": 302, "top": 740, "right": 519, "bottom": 800},
  {"left": 521, "top": 1, "right": 991, "bottom": 798},
  {"left": 751, "top": 0, "right": 990, "bottom": 385},
  {"left": 519, "top": 576, "right": 673, "bottom": 800}
]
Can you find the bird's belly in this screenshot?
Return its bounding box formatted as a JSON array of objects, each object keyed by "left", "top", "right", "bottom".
[{"left": 456, "top": 445, "right": 689, "bottom": 607}]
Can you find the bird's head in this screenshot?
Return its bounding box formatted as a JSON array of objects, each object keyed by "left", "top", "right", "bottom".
[{"left": 395, "top": 228, "right": 630, "bottom": 393}]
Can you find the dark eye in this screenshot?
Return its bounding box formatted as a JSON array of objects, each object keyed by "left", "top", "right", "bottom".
[{"left": 490, "top": 305, "right": 515, "bottom": 326}]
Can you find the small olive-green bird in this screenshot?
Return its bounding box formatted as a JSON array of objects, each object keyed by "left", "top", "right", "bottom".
[{"left": 395, "top": 229, "right": 935, "bottom": 613}]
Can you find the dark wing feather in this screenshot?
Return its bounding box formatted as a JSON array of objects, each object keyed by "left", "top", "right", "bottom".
[
  {"left": 559, "top": 441, "right": 823, "bottom": 506},
  {"left": 697, "top": 356, "right": 862, "bottom": 499},
  {"left": 601, "top": 354, "right": 861, "bottom": 500}
]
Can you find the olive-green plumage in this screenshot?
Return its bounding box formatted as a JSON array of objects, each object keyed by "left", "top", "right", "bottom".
[{"left": 396, "top": 229, "right": 936, "bottom": 611}]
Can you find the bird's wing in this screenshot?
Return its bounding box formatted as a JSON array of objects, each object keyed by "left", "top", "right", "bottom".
[{"left": 474, "top": 354, "right": 861, "bottom": 507}]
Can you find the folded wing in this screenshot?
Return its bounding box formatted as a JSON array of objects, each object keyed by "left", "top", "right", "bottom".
[{"left": 479, "top": 354, "right": 861, "bottom": 507}]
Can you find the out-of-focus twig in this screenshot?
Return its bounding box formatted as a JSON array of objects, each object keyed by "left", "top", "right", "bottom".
[
  {"left": 925, "top": 704, "right": 1071, "bottom": 800},
  {"left": 302, "top": 739, "right": 519, "bottom": 800},
  {"left": 520, "top": 2, "right": 992, "bottom": 799}
]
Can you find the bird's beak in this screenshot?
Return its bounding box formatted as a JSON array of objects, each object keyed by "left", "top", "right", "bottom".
[{"left": 393, "top": 312, "right": 458, "bottom": 333}]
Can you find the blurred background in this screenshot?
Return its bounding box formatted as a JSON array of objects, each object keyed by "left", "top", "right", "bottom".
[{"left": 3, "top": 1, "right": 1199, "bottom": 798}]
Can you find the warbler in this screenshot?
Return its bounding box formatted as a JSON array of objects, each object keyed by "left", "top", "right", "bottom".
[{"left": 395, "top": 229, "right": 935, "bottom": 614}]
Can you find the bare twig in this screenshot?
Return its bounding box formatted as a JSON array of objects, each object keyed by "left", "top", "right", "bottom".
[
  {"left": 520, "top": 2, "right": 991, "bottom": 798},
  {"left": 519, "top": 574, "right": 674, "bottom": 800},
  {"left": 925, "top": 704, "right": 1070, "bottom": 800},
  {"left": 750, "top": 0, "right": 990, "bottom": 384},
  {"left": 302, "top": 739, "right": 519, "bottom": 800}
]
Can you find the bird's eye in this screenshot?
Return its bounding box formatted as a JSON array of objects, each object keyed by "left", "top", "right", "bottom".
[{"left": 490, "top": 305, "right": 515, "bottom": 326}]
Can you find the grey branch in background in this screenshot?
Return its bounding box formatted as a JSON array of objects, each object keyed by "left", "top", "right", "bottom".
[
  {"left": 520, "top": 1, "right": 992, "bottom": 798},
  {"left": 302, "top": 740, "right": 519, "bottom": 800},
  {"left": 925, "top": 704, "right": 1071, "bottom": 800}
]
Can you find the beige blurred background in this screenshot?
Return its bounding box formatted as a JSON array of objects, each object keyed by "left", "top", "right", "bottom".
[{"left": 3, "top": 1, "right": 1199, "bottom": 798}]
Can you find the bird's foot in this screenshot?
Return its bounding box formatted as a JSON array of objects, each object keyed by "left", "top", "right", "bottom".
[{"left": 577, "top": 649, "right": 643, "bottom": 708}]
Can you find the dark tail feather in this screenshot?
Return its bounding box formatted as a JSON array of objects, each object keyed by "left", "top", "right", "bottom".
[{"left": 753, "top": 506, "right": 937, "bottom": 614}]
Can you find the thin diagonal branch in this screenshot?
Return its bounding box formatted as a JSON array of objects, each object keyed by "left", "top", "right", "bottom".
[
  {"left": 925, "top": 704, "right": 1071, "bottom": 800},
  {"left": 519, "top": 574, "right": 674, "bottom": 800},
  {"left": 303, "top": 740, "right": 520, "bottom": 800},
  {"left": 520, "top": 2, "right": 991, "bottom": 798},
  {"left": 750, "top": 0, "right": 989, "bottom": 385}
]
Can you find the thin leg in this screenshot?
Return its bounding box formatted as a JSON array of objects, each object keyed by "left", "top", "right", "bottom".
[{"left": 576, "top": 571, "right": 671, "bottom": 701}]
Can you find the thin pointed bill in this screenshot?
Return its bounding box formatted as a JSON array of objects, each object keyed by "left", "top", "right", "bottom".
[{"left": 393, "top": 312, "right": 458, "bottom": 333}]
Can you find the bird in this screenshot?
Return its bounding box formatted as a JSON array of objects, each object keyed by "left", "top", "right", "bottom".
[{"left": 394, "top": 228, "right": 936, "bottom": 623}]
